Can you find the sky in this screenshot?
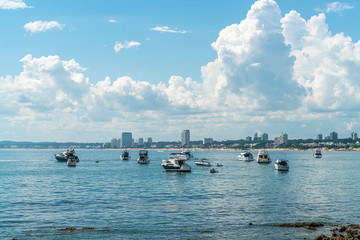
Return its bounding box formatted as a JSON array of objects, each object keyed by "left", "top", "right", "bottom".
[{"left": 1, "top": 0, "right": 360, "bottom": 142}]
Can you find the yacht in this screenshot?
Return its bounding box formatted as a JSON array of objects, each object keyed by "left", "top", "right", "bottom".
[
  {"left": 120, "top": 150, "right": 131, "bottom": 160},
  {"left": 181, "top": 149, "right": 198, "bottom": 160},
  {"left": 137, "top": 150, "right": 150, "bottom": 164},
  {"left": 313, "top": 149, "right": 322, "bottom": 158},
  {"left": 55, "top": 149, "right": 79, "bottom": 162},
  {"left": 162, "top": 155, "right": 191, "bottom": 172},
  {"left": 194, "top": 158, "right": 212, "bottom": 167},
  {"left": 67, "top": 155, "right": 77, "bottom": 167},
  {"left": 256, "top": 150, "right": 271, "bottom": 163},
  {"left": 238, "top": 151, "right": 254, "bottom": 161},
  {"left": 274, "top": 159, "right": 289, "bottom": 171}
]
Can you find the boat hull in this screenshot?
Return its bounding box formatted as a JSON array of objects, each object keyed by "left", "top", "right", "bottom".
[
  {"left": 162, "top": 165, "right": 191, "bottom": 172},
  {"left": 274, "top": 164, "right": 289, "bottom": 171}
]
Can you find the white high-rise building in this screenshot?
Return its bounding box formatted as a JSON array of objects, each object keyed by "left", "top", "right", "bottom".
[{"left": 181, "top": 130, "right": 190, "bottom": 146}]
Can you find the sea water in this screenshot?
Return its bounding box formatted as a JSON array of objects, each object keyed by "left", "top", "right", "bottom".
[{"left": 0, "top": 149, "right": 360, "bottom": 239}]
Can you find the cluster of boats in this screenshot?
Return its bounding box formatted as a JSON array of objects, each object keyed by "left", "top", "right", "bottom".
[
  {"left": 55, "top": 149, "right": 79, "bottom": 167},
  {"left": 55, "top": 148, "right": 322, "bottom": 172}
]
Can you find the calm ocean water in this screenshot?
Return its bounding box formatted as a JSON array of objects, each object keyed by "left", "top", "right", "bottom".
[{"left": 1, "top": 149, "right": 360, "bottom": 239}]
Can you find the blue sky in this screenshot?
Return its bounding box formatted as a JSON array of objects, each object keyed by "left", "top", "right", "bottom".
[{"left": 1, "top": 0, "right": 360, "bottom": 142}]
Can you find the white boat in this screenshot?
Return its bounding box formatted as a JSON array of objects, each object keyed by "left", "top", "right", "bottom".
[
  {"left": 181, "top": 149, "right": 198, "bottom": 160},
  {"left": 313, "top": 149, "right": 322, "bottom": 158},
  {"left": 137, "top": 150, "right": 150, "bottom": 164},
  {"left": 238, "top": 151, "right": 254, "bottom": 161},
  {"left": 120, "top": 150, "right": 131, "bottom": 160},
  {"left": 274, "top": 159, "right": 289, "bottom": 171},
  {"left": 67, "top": 155, "right": 77, "bottom": 167},
  {"left": 256, "top": 150, "right": 271, "bottom": 163},
  {"left": 55, "top": 149, "right": 79, "bottom": 162},
  {"left": 162, "top": 155, "right": 191, "bottom": 172},
  {"left": 194, "top": 159, "right": 212, "bottom": 167}
]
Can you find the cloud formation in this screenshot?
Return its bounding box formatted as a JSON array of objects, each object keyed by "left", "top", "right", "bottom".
[
  {"left": 24, "top": 20, "right": 64, "bottom": 33},
  {"left": 108, "top": 19, "right": 117, "bottom": 23},
  {"left": 2, "top": 0, "right": 360, "bottom": 140},
  {"left": 0, "top": 0, "right": 29, "bottom": 9},
  {"left": 150, "top": 26, "right": 188, "bottom": 34},
  {"left": 325, "top": 2, "right": 354, "bottom": 13},
  {"left": 114, "top": 41, "right": 141, "bottom": 53}
]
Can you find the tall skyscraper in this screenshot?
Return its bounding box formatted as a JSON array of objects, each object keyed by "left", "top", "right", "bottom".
[
  {"left": 147, "top": 137, "right": 152, "bottom": 145},
  {"left": 330, "top": 132, "right": 338, "bottom": 140},
  {"left": 111, "top": 138, "right": 120, "bottom": 148},
  {"left": 121, "top": 132, "right": 133, "bottom": 148},
  {"left": 262, "top": 133, "right": 268, "bottom": 141},
  {"left": 138, "top": 138, "right": 144, "bottom": 147},
  {"left": 351, "top": 132, "right": 358, "bottom": 140},
  {"left": 316, "top": 134, "right": 323, "bottom": 140},
  {"left": 254, "top": 133, "right": 258, "bottom": 142},
  {"left": 181, "top": 130, "right": 190, "bottom": 146}
]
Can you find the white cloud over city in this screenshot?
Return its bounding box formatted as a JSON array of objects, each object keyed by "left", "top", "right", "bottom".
[{"left": 1, "top": 0, "right": 360, "bottom": 141}]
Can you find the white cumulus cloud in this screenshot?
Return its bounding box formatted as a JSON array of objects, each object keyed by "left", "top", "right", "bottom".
[
  {"left": 114, "top": 41, "right": 141, "bottom": 53},
  {"left": 24, "top": 20, "right": 64, "bottom": 33},
  {"left": 150, "top": 26, "right": 188, "bottom": 34},
  {"left": 0, "top": 0, "right": 29, "bottom": 9}
]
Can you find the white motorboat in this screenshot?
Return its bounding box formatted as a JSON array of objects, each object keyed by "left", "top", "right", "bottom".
[
  {"left": 238, "top": 151, "right": 254, "bottom": 161},
  {"left": 194, "top": 159, "right": 212, "bottom": 167},
  {"left": 256, "top": 150, "right": 271, "bottom": 163},
  {"left": 137, "top": 150, "right": 150, "bottom": 164},
  {"left": 274, "top": 159, "right": 289, "bottom": 171},
  {"left": 67, "top": 155, "right": 77, "bottom": 167},
  {"left": 313, "top": 149, "right": 322, "bottom": 158},
  {"left": 181, "top": 149, "right": 198, "bottom": 160},
  {"left": 120, "top": 150, "right": 131, "bottom": 160},
  {"left": 55, "top": 149, "right": 79, "bottom": 162},
  {"left": 162, "top": 155, "right": 191, "bottom": 172}
]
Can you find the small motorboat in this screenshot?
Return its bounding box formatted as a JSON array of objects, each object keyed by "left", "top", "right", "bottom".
[
  {"left": 67, "top": 155, "right": 77, "bottom": 167},
  {"left": 274, "top": 159, "right": 289, "bottom": 171},
  {"left": 55, "top": 149, "right": 79, "bottom": 162},
  {"left": 137, "top": 150, "right": 150, "bottom": 164},
  {"left": 238, "top": 151, "right": 254, "bottom": 161},
  {"left": 210, "top": 168, "right": 218, "bottom": 173},
  {"left": 120, "top": 150, "right": 131, "bottom": 160},
  {"left": 313, "top": 149, "right": 322, "bottom": 158},
  {"left": 216, "top": 163, "right": 223, "bottom": 167},
  {"left": 162, "top": 155, "right": 191, "bottom": 172},
  {"left": 256, "top": 150, "right": 271, "bottom": 163},
  {"left": 195, "top": 159, "right": 212, "bottom": 167}
]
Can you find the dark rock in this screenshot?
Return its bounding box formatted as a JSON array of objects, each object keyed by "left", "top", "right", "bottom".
[
  {"left": 339, "top": 226, "right": 346, "bottom": 232},
  {"left": 313, "top": 234, "right": 330, "bottom": 240},
  {"left": 60, "top": 227, "right": 77, "bottom": 232}
]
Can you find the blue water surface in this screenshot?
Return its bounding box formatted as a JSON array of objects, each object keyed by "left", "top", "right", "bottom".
[{"left": 0, "top": 149, "right": 359, "bottom": 239}]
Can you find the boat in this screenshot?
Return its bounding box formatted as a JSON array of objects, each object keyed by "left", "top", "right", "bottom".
[
  {"left": 137, "top": 150, "right": 150, "bottom": 164},
  {"left": 216, "top": 163, "right": 223, "bottom": 167},
  {"left": 313, "top": 149, "right": 322, "bottom": 158},
  {"left": 67, "top": 155, "right": 77, "bottom": 167},
  {"left": 181, "top": 149, "right": 198, "bottom": 160},
  {"left": 238, "top": 151, "right": 254, "bottom": 161},
  {"left": 162, "top": 155, "right": 191, "bottom": 172},
  {"left": 274, "top": 159, "right": 289, "bottom": 171},
  {"left": 210, "top": 168, "right": 218, "bottom": 173},
  {"left": 120, "top": 150, "right": 131, "bottom": 160},
  {"left": 256, "top": 150, "right": 271, "bottom": 163},
  {"left": 194, "top": 158, "right": 212, "bottom": 167},
  {"left": 55, "top": 149, "right": 79, "bottom": 162}
]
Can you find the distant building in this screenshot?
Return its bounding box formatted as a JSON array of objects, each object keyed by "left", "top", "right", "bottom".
[
  {"left": 138, "top": 138, "right": 144, "bottom": 147},
  {"left": 203, "top": 138, "right": 213, "bottom": 145},
  {"left": 111, "top": 138, "right": 120, "bottom": 148},
  {"left": 262, "top": 133, "right": 268, "bottom": 141},
  {"left": 147, "top": 137, "right": 152, "bottom": 145},
  {"left": 246, "top": 136, "right": 252, "bottom": 142},
  {"left": 351, "top": 132, "right": 358, "bottom": 140},
  {"left": 330, "top": 132, "right": 338, "bottom": 140},
  {"left": 316, "top": 134, "right": 323, "bottom": 141},
  {"left": 253, "top": 133, "right": 258, "bottom": 142},
  {"left": 279, "top": 133, "right": 288, "bottom": 145},
  {"left": 181, "top": 130, "right": 190, "bottom": 146},
  {"left": 121, "top": 132, "right": 133, "bottom": 148}
]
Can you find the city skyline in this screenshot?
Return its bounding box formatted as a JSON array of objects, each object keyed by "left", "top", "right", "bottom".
[{"left": 1, "top": 0, "right": 360, "bottom": 142}]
